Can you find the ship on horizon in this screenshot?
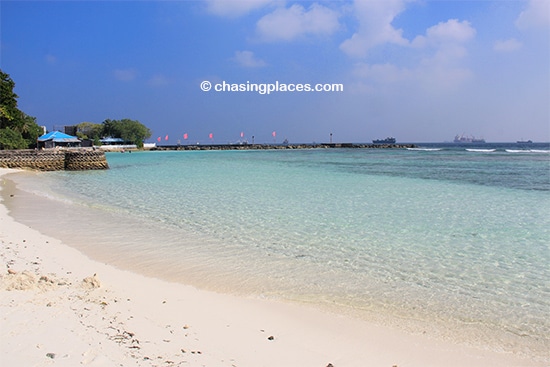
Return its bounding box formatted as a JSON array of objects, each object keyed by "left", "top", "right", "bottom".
[
  {"left": 453, "top": 134, "right": 486, "bottom": 143},
  {"left": 372, "top": 137, "right": 396, "bottom": 144}
]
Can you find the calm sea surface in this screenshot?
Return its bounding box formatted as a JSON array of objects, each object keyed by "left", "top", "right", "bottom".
[{"left": 7, "top": 143, "right": 550, "bottom": 360}]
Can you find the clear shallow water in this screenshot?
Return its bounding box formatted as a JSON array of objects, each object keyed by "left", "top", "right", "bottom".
[{"left": 7, "top": 143, "right": 550, "bottom": 360}]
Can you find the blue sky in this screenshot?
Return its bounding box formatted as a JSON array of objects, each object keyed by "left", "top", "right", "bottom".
[{"left": 1, "top": 0, "right": 549, "bottom": 143}]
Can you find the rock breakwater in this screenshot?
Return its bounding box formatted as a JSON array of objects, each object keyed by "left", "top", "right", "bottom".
[
  {"left": 151, "top": 143, "right": 416, "bottom": 151},
  {"left": 0, "top": 149, "right": 109, "bottom": 171}
]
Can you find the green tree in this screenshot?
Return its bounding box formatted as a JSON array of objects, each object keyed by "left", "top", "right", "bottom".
[
  {"left": 117, "top": 119, "right": 151, "bottom": 148},
  {"left": 0, "top": 127, "right": 28, "bottom": 149},
  {"left": 77, "top": 122, "right": 103, "bottom": 141},
  {"left": 16, "top": 113, "right": 43, "bottom": 148},
  {"left": 101, "top": 118, "right": 151, "bottom": 148},
  {"left": 0, "top": 70, "right": 42, "bottom": 149},
  {"left": 0, "top": 72, "right": 18, "bottom": 128},
  {"left": 76, "top": 119, "right": 152, "bottom": 148},
  {"left": 101, "top": 119, "right": 116, "bottom": 138}
]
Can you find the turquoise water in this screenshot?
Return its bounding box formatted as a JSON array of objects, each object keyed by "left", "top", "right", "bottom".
[{"left": 8, "top": 144, "right": 550, "bottom": 360}]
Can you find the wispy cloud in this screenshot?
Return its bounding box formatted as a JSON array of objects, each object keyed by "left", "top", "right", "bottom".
[
  {"left": 44, "top": 53, "right": 57, "bottom": 65},
  {"left": 113, "top": 68, "right": 138, "bottom": 82},
  {"left": 232, "top": 50, "right": 267, "bottom": 68},
  {"left": 353, "top": 62, "right": 413, "bottom": 84},
  {"left": 493, "top": 38, "right": 522, "bottom": 52},
  {"left": 204, "top": 0, "right": 278, "bottom": 18},
  {"left": 256, "top": 3, "right": 340, "bottom": 42},
  {"left": 148, "top": 74, "right": 170, "bottom": 87}
]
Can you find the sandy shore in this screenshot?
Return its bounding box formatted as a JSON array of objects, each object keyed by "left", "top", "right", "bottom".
[{"left": 0, "top": 168, "right": 544, "bottom": 367}]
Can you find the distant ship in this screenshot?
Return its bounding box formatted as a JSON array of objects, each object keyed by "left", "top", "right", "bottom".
[
  {"left": 372, "top": 137, "right": 396, "bottom": 144},
  {"left": 453, "top": 134, "right": 486, "bottom": 143},
  {"left": 516, "top": 139, "right": 533, "bottom": 144}
]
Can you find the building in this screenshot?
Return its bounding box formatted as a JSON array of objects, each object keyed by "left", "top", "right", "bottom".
[{"left": 37, "top": 131, "right": 81, "bottom": 149}]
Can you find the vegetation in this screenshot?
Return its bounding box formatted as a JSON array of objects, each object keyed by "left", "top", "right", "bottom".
[
  {"left": 77, "top": 119, "right": 152, "bottom": 148},
  {"left": 0, "top": 70, "right": 43, "bottom": 149},
  {"left": 76, "top": 122, "right": 103, "bottom": 143},
  {"left": 0, "top": 70, "right": 152, "bottom": 150}
]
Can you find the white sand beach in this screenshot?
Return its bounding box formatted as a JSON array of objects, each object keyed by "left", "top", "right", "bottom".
[{"left": 0, "top": 167, "right": 544, "bottom": 367}]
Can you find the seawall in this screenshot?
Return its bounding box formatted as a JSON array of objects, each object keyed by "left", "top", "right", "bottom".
[{"left": 0, "top": 149, "right": 109, "bottom": 171}]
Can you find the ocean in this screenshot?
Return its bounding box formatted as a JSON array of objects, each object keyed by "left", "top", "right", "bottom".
[{"left": 6, "top": 142, "right": 550, "bottom": 361}]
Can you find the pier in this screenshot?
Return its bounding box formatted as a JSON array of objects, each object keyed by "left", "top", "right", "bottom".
[{"left": 150, "top": 143, "right": 417, "bottom": 151}]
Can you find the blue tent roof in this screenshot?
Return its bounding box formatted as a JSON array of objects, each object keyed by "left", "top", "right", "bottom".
[
  {"left": 38, "top": 131, "right": 81, "bottom": 142},
  {"left": 100, "top": 137, "right": 125, "bottom": 143}
]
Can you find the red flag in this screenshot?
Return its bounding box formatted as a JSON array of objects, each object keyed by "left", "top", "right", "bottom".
[
  {"left": 157, "top": 136, "right": 161, "bottom": 142},
  {"left": 272, "top": 131, "right": 276, "bottom": 137},
  {"left": 165, "top": 135, "right": 169, "bottom": 141},
  {"left": 209, "top": 133, "right": 213, "bottom": 139},
  {"left": 183, "top": 133, "right": 188, "bottom": 140},
  {"left": 240, "top": 131, "right": 244, "bottom": 138}
]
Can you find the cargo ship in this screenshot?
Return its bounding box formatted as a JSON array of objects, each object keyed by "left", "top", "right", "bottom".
[
  {"left": 372, "top": 137, "right": 396, "bottom": 144},
  {"left": 453, "top": 134, "right": 486, "bottom": 143}
]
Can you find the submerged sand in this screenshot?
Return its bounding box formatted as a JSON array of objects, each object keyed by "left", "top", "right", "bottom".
[{"left": 0, "top": 168, "right": 545, "bottom": 366}]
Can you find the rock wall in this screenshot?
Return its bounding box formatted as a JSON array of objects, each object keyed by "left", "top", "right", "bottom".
[
  {"left": 64, "top": 150, "right": 109, "bottom": 170},
  {"left": 0, "top": 149, "right": 109, "bottom": 171}
]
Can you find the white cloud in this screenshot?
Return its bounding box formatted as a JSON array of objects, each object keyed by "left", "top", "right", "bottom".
[
  {"left": 516, "top": 0, "right": 550, "bottom": 29},
  {"left": 256, "top": 3, "right": 340, "bottom": 41},
  {"left": 232, "top": 50, "right": 267, "bottom": 67},
  {"left": 340, "top": 0, "right": 409, "bottom": 58},
  {"left": 416, "top": 20, "right": 475, "bottom": 89},
  {"left": 493, "top": 38, "right": 522, "bottom": 52},
  {"left": 411, "top": 19, "right": 475, "bottom": 71},
  {"left": 113, "top": 68, "right": 138, "bottom": 82},
  {"left": 204, "top": 0, "right": 278, "bottom": 18},
  {"left": 148, "top": 74, "right": 170, "bottom": 87},
  {"left": 352, "top": 19, "right": 476, "bottom": 93},
  {"left": 340, "top": 3, "right": 476, "bottom": 92},
  {"left": 427, "top": 18, "right": 476, "bottom": 43},
  {"left": 412, "top": 19, "right": 476, "bottom": 48}
]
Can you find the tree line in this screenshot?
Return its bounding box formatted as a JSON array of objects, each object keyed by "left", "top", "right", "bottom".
[
  {"left": 0, "top": 70, "right": 151, "bottom": 150},
  {"left": 0, "top": 70, "right": 43, "bottom": 149},
  {"left": 76, "top": 119, "right": 151, "bottom": 149}
]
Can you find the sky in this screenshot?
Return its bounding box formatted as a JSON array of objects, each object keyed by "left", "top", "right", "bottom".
[{"left": 1, "top": 0, "right": 549, "bottom": 144}]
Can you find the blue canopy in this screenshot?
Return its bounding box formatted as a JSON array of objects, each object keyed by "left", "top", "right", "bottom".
[
  {"left": 38, "top": 131, "right": 81, "bottom": 143},
  {"left": 100, "top": 137, "right": 125, "bottom": 144}
]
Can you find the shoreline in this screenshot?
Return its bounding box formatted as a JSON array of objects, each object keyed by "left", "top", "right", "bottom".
[{"left": 0, "top": 167, "right": 545, "bottom": 366}]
